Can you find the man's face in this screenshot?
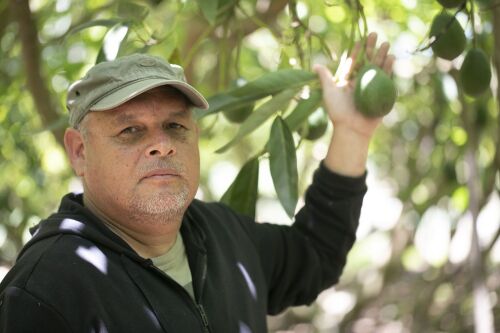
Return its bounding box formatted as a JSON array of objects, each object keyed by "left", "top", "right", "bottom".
[{"left": 74, "top": 87, "right": 200, "bottom": 223}]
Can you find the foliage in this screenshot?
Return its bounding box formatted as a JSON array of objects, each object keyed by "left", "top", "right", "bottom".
[{"left": 1, "top": 0, "right": 499, "bottom": 332}]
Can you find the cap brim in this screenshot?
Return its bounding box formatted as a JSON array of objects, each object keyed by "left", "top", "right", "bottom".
[{"left": 89, "top": 78, "right": 209, "bottom": 111}]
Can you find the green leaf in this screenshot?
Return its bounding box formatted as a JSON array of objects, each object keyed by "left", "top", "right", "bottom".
[
  {"left": 215, "top": 88, "right": 299, "bottom": 153},
  {"left": 197, "top": 0, "right": 218, "bottom": 25},
  {"left": 95, "top": 45, "right": 107, "bottom": 64},
  {"left": 220, "top": 157, "right": 259, "bottom": 218},
  {"left": 168, "top": 48, "right": 182, "bottom": 66},
  {"left": 66, "top": 19, "right": 125, "bottom": 38},
  {"left": 201, "top": 69, "right": 318, "bottom": 117},
  {"left": 268, "top": 116, "right": 298, "bottom": 217},
  {"left": 284, "top": 89, "right": 323, "bottom": 132},
  {"left": 118, "top": 1, "right": 149, "bottom": 21},
  {"left": 95, "top": 24, "right": 129, "bottom": 63},
  {"left": 278, "top": 51, "right": 293, "bottom": 70}
]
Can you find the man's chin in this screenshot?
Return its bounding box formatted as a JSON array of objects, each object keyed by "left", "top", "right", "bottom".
[{"left": 128, "top": 192, "right": 191, "bottom": 217}]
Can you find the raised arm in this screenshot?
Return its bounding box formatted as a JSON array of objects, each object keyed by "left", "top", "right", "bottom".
[{"left": 314, "top": 32, "right": 395, "bottom": 177}]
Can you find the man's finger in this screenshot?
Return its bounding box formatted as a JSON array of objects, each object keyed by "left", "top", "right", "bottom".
[
  {"left": 337, "top": 57, "right": 353, "bottom": 86},
  {"left": 334, "top": 51, "right": 348, "bottom": 79},
  {"left": 365, "top": 32, "right": 378, "bottom": 61},
  {"left": 349, "top": 41, "right": 362, "bottom": 64},
  {"left": 383, "top": 54, "right": 395, "bottom": 75},
  {"left": 349, "top": 42, "right": 363, "bottom": 75},
  {"left": 374, "top": 42, "right": 390, "bottom": 67}
]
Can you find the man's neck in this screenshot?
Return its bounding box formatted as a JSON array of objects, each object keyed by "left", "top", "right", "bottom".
[{"left": 83, "top": 194, "right": 180, "bottom": 258}]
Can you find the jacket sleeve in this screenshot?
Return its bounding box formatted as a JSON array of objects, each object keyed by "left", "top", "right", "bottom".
[
  {"left": 242, "top": 162, "right": 367, "bottom": 314},
  {"left": 0, "top": 286, "right": 72, "bottom": 333}
]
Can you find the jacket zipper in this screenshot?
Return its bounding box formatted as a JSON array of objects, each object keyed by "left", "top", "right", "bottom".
[
  {"left": 149, "top": 264, "right": 212, "bottom": 333},
  {"left": 197, "top": 304, "right": 210, "bottom": 333}
]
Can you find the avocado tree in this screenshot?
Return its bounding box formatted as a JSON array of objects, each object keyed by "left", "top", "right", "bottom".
[{"left": 1, "top": 0, "right": 499, "bottom": 331}]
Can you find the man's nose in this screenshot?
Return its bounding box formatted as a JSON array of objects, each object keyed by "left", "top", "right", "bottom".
[{"left": 145, "top": 131, "right": 176, "bottom": 157}]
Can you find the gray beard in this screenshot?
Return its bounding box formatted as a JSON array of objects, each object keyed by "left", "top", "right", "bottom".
[{"left": 127, "top": 185, "right": 190, "bottom": 224}]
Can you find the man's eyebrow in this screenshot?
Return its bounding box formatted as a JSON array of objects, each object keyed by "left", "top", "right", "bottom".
[
  {"left": 112, "top": 112, "right": 138, "bottom": 125},
  {"left": 170, "top": 108, "right": 192, "bottom": 119}
]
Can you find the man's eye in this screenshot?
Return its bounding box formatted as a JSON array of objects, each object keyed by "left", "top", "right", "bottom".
[
  {"left": 120, "top": 127, "right": 140, "bottom": 134},
  {"left": 168, "top": 123, "right": 185, "bottom": 130}
]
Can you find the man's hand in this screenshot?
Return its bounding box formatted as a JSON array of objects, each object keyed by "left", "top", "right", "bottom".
[
  {"left": 316, "top": 32, "right": 395, "bottom": 177},
  {"left": 313, "top": 32, "right": 395, "bottom": 139}
]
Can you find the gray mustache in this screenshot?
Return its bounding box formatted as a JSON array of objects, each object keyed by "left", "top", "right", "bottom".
[{"left": 140, "top": 159, "right": 185, "bottom": 175}]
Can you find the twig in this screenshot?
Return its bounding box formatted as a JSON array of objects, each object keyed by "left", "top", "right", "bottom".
[
  {"left": 289, "top": 0, "right": 306, "bottom": 68},
  {"left": 184, "top": 25, "right": 217, "bottom": 68},
  {"left": 469, "top": 0, "right": 477, "bottom": 48},
  {"left": 236, "top": 3, "right": 281, "bottom": 40}
]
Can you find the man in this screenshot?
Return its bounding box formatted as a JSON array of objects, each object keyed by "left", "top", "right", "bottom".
[{"left": 0, "top": 33, "right": 393, "bottom": 332}]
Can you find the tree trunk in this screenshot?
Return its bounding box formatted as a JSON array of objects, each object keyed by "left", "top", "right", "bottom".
[
  {"left": 493, "top": 0, "right": 500, "bottom": 174},
  {"left": 466, "top": 146, "right": 495, "bottom": 333},
  {"left": 9, "top": 0, "right": 65, "bottom": 145},
  {"left": 465, "top": 6, "right": 500, "bottom": 329}
]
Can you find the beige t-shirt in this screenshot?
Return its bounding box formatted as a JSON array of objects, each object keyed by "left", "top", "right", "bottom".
[{"left": 151, "top": 234, "right": 194, "bottom": 299}]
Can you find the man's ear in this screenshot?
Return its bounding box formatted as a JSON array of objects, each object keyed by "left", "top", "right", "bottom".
[{"left": 64, "top": 128, "right": 85, "bottom": 176}]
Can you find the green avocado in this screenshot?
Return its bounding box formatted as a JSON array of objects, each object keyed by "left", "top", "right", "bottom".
[
  {"left": 354, "top": 65, "right": 397, "bottom": 118},
  {"left": 298, "top": 108, "right": 329, "bottom": 140},
  {"left": 222, "top": 78, "right": 254, "bottom": 123},
  {"left": 222, "top": 104, "right": 254, "bottom": 123},
  {"left": 430, "top": 12, "right": 466, "bottom": 60},
  {"left": 459, "top": 48, "right": 491, "bottom": 97}
]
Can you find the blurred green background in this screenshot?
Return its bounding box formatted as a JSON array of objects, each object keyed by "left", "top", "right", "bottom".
[{"left": 0, "top": 0, "right": 499, "bottom": 332}]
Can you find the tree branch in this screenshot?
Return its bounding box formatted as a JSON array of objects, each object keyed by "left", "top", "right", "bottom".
[
  {"left": 8, "top": 0, "right": 65, "bottom": 146},
  {"left": 181, "top": 0, "right": 288, "bottom": 83},
  {"left": 493, "top": 1, "right": 500, "bottom": 174},
  {"left": 237, "top": 0, "right": 288, "bottom": 38},
  {"left": 0, "top": 2, "right": 10, "bottom": 38}
]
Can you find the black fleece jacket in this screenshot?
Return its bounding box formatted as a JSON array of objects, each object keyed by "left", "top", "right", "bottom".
[{"left": 0, "top": 163, "right": 367, "bottom": 333}]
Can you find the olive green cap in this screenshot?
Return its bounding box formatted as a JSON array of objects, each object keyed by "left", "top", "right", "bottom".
[{"left": 66, "top": 54, "right": 209, "bottom": 127}]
